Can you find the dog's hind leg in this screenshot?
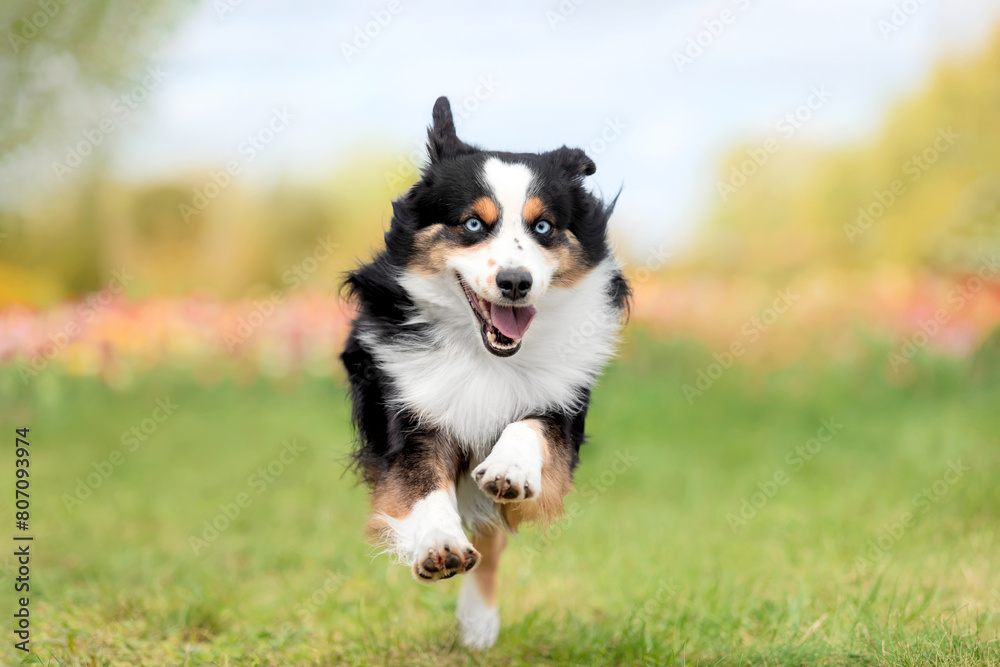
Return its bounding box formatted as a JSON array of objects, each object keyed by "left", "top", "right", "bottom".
[
  {"left": 367, "top": 429, "right": 480, "bottom": 582},
  {"left": 456, "top": 528, "right": 506, "bottom": 649}
]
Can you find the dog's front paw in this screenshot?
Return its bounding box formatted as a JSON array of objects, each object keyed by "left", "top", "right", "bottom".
[
  {"left": 413, "top": 530, "right": 480, "bottom": 582},
  {"left": 473, "top": 459, "right": 539, "bottom": 502},
  {"left": 473, "top": 422, "right": 544, "bottom": 503}
]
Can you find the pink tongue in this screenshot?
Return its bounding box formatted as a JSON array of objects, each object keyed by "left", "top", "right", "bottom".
[{"left": 490, "top": 304, "right": 537, "bottom": 340}]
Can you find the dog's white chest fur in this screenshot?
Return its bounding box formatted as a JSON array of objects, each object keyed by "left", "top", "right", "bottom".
[{"left": 361, "top": 259, "right": 622, "bottom": 454}]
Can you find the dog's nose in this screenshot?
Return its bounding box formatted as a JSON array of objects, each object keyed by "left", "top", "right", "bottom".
[{"left": 496, "top": 268, "right": 533, "bottom": 301}]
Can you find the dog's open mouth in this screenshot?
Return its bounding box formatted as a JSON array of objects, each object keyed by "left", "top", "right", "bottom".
[{"left": 459, "top": 277, "right": 537, "bottom": 357}]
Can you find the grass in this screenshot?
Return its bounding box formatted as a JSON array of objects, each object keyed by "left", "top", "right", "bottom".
[{"left": 2, "top": 332, "right": 1000, "bottom": 665}]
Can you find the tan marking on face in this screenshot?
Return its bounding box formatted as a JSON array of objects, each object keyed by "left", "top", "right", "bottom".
[
  {"left": 522, "top": 196, "right": 547, "bottom": 222},
  {"left": 408, "top": 224, "right": 454, "bottom": 276},
  {"left": 499, "top": 419, "right": 574, "bottom": 532},
  {"left": 542, "top": 229, "right": 590, "bottom": 288},
  {"left": 408, "top": 223, "right": 483, "bottom": 276},
  {"left": 470, "top": 196, "right": 499, "bottom": 224},
  {"left": 487, "top": 258, "right": 496, "bottom": 267},
  {"left": 487, "top": 267, "right": 502, "bottom": 293},
  {"left": 469, "top": 528, "right": 507, "bottom": 607}
]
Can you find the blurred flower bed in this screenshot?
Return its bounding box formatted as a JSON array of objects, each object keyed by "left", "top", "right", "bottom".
[
  {"left": 2, "top": 271, "right": 999, "bottom": 389},
  {"left": 635, "top": 269, "right": 1000, "bottom": 367},
  {"left": 1, "top": 290, "right": 351, "bottom": 388}
]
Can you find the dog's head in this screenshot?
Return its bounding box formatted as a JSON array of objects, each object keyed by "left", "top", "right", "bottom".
[{"left": 387, "top": 97, "right": 618, "bottom": 358}]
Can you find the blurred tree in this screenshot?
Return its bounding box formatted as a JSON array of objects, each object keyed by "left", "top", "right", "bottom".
[
  {"left": 689, "top": 27, "right": 1000, "bottom": 279},
  {"left": 0, "top": 0, "right": 193, "bottom": 156},
  {"left": 0, "top": 0, "right": 196, "bottom": 299}
]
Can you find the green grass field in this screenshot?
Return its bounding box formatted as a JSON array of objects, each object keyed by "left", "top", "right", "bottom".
[{"left": 2, "top": 333, "right": 1000, "bottom": 666}]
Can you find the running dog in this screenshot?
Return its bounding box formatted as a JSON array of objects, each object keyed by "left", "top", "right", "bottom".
[{"left": 341, "top": 96, "right": 629, "bottom": 648}]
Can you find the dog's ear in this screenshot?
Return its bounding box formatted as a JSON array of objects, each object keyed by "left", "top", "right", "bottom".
[
  {"left": 427, "top": 96, "right": 475, "bottom": 164},
  {"left": 549, "top": 146, "right": 597, "bottom": 178}
]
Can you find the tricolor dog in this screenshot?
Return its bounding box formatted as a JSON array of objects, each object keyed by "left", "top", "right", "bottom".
[{"left": 341, "top": 97, "right": 630, "bottom": 649}]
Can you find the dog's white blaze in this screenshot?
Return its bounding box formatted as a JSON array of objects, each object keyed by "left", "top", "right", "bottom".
[
  {"left": 376, "top": 488, "right": 470, "bottom": 569},
  {"left": 368, "top": 256, "right": 623, "bottom": 455},
  {"left": 447, "top": 158, "right": 553, "bottom": 303},
  {"left": 456, "top": 574, "right": 500, "bottom": 649}
]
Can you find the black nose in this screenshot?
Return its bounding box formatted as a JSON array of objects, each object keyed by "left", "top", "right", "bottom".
[{"left": 496, "top": 268, "right": 533, "bottom": 301}]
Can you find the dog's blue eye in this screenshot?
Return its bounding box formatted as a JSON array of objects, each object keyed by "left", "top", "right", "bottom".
[
  {"left": 534, "top": 220, "right": 552, "bottom": 235},
  {"left": 464, "top": 218, "right": 483, "bottom": 232}
]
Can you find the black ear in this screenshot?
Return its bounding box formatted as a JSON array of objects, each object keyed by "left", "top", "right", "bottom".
[
  {"left": 427, "top": 96, "right": 475, "bottom": 163},
  {"left": 549, "top": 146, "right": 597, "bottom": 178}
]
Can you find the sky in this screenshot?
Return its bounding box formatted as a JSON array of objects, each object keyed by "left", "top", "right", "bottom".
[{"left": 14, "top": 0, "right": 1000, "bottom": 251}]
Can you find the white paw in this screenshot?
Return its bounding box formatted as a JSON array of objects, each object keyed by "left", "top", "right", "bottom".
[
  {"left": 412, "top": 529, "right": 479, "bottom": 582},
  {"left": 456, "top": 576, "right": 500, "bottom": 649},
  {"left": 473, "top": 421, "right": 543, "bottom": 503}
]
